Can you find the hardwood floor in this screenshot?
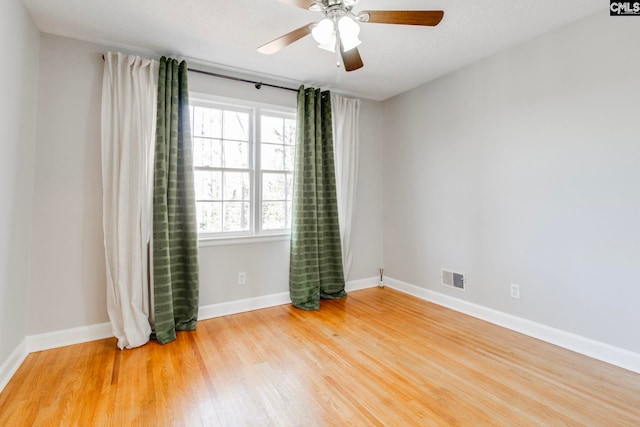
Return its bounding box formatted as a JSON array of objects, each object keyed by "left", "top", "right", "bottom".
[{"left": 1, "top": 288, "right": 639, "bottom": 426}]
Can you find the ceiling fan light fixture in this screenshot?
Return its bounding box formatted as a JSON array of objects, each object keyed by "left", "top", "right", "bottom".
[
  {"left": 311, "top": 18, "right": 334, "bottom": 44},
  {"left": 317, "top": 33, "right": 337, "bottom": 52},
  {"left": 338, "top": 16, "right": 361, "bottom": 51}
]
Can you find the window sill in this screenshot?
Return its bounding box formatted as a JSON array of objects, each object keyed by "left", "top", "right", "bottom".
[{"left": 198, "top": 233, "right": 290, "bottom": 248}]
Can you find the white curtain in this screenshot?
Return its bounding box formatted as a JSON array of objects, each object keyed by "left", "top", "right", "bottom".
[
  {"left": 101, "top": 52, "right": 158, "bottom": 349},
  {"left": 331, "top": 94, "right": 361, "bottom": 280}
]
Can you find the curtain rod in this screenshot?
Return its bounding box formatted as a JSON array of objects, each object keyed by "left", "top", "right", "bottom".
[
  {"left": 187, "top": 68, "right": 299, "bottom": 93},
  {"left": 101, "top": 54, "right": 298, "bottom": 93}
]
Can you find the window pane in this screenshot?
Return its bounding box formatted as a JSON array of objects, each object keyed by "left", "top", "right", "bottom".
[
  {"left": 223, "top": 111, "right": 249, "bottom": 141},
  {"left": 223, "top": 141, "right": 249, "bottom": 169},
  {"left": 262, "top": 201, "right": 286, "bottom": 230},
  {"left": 193, "top": 106, "right": 222, "bottom": 138},
  {"left": 285, "top": 173, "right": 293, "bottom": 201},
  {"left": 261, "top": 143, "right": 285, "bottom": 171},
  {"left": 284, "top": 146, "right": 295, "bottom": 171},
  {"left": 194, "top": 170, "right": 222, "bottom": 200},
  {"left": 223, "top": 202, "right": 250, "bottom": 232},
  {"left": 193, "top": 137, "right": 222, "bottom": 168},
  {"left": 261, "top": 115, "right": 284, "bottom": 144},
  {"left": 262, "top": 172, "right": 286, "bottom": 200},
  {"left": 223, "top": 172, "right": 250, "bottom": 201},
  {"left": 284, "top": 119, "right": 296, "bottom": 146},
  {"left": 197, "top": 202, "right": 222, "bottom": 233}
]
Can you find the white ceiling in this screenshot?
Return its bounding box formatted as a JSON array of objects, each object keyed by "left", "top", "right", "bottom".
[{"left": 23, "top": 0, "right": 604, "bottom": 101}]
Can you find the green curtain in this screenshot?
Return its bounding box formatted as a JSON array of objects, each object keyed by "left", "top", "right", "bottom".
[
  {"left": 152, "top": 57, "right": 200, "bottom": 344},
  {"left": 289, "top": 86, "right": 347, "bottom": 310}
]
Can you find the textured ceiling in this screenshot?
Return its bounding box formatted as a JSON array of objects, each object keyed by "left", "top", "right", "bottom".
[{"left": 23, "top": 0, "right": 604, "bottom": 100}]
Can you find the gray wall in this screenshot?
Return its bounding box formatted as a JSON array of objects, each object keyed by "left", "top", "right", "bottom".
[
  {"left": 27, "top": 34, "right": 384, "bottom": 335},
  {"left": 381, "top": 13, "right": 640, "bottom": 353},
  {"left": 29, "top": 35, "right": 107, "bottom": 334},
  {"left": 0, "top": 0, "right": 39, "bottom": 365}
]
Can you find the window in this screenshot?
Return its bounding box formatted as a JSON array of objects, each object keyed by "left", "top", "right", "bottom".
[{"left": 189, "top": 96, "right": 295, "bottom": 240}]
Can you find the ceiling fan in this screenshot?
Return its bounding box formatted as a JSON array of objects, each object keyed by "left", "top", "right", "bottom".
[{"left": 257, "top": 0, "right": 444, "bottom": 72}]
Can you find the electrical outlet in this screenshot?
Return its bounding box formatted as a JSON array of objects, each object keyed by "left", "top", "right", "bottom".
[
  {"left": 238, "top": 272, "right": 246, "bottom": 285},
  {"left": 510, "top": 283, "right": 520, "bottom": 299}
]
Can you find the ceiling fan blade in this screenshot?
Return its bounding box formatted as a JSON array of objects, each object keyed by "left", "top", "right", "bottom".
[
  {"left": 360, "top": 10, "right": 444, "bottom": 26},
  {"left": 257, "top": 23, "right": 313, "bottom": 54},
  {"left": 341, "top": 46, "right": 363, "bottom": 72},
  {"left": 276, "top": 0, "right": 317, "bottom": 10}
]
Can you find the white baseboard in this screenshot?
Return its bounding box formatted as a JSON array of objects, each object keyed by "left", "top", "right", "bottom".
[
  {"left": 0, "top": 339, "right": 28, "bottom": 393},
  {"left": 199, "top": 292, "right": 291, "bottom": 320},
  {"left": 346, "top": 276, "right": 379, "bottom": 292},
  {"left": 26, "top": 322, "right": 113, "bottom": 354},
  {"left": 198, "top": 276, "right": 378, "bottom": 320},
  {"left": 385, "top": 277, "right": 640, "bottom": 375}
]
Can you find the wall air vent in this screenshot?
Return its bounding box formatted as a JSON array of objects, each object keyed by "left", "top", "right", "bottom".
[{"left": 442, "top": 269, "right": 465, "bottom": 291}]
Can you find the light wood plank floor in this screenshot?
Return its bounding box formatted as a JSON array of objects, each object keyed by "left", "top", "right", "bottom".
[{"left": 1, "top": 288, "right": 639, "bottom": 426}]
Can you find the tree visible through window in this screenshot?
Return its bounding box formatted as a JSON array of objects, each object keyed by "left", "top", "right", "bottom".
[{"left": 189, "top": 99, "right": 295, "bottom": 237}]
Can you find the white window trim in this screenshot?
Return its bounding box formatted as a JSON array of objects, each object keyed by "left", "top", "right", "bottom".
[
  {"left": 198, "top": 232, "right": 290, "bottom": 248},
  {"left": 190, "top": 92, "right": 295, "bottom": 244}
]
